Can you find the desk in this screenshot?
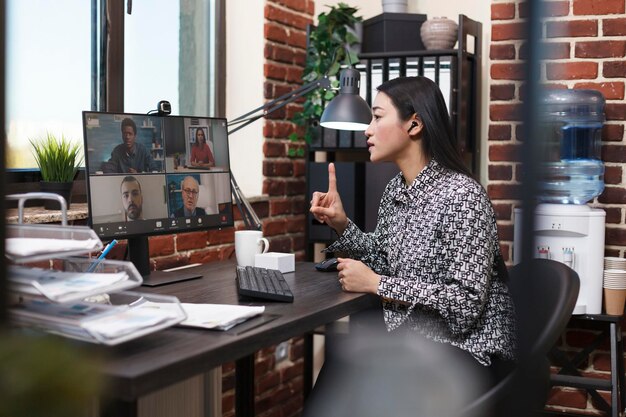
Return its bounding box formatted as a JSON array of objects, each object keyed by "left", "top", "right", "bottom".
[{"left": 99, "top": 260, "right": 379, "bottom": 417}]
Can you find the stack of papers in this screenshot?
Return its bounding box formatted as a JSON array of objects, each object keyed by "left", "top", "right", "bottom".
[
  {"left": 140, "top": 301, "right": 265, "bottom": 331},
  {"left": 6, "top": 237, "right": 101, "bottom": 257},
  {"left": 9, "top": 265, "right": 129, "bottom": 303}
]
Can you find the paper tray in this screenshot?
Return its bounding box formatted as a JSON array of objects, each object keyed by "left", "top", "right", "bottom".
[
  {"left": 6, "top": 224, "right": 103, "bottom": 263},
  {"left": 10, "top": 291, "right": 186, "bottom": 346},
  {"left": 9, "top": 257, "right": 144, "bottom": 303}
]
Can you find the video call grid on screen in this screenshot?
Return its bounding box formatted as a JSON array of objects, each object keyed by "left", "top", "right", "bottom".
[{"left": 82, "top": 111, "right": 234, "bottom": 239}]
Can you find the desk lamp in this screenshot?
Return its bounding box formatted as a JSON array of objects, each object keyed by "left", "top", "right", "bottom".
[{"left": 227, "top": 67, "right": 371, "bottom": 230}]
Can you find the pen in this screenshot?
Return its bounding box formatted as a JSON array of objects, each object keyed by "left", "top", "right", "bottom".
[{"left": 87, "top": 239, "right": 118, "bottom": 272}]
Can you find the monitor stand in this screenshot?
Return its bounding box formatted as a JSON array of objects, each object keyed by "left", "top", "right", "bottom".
[{"left": 128, "top": 236, "right": 203, "bottom": 287}]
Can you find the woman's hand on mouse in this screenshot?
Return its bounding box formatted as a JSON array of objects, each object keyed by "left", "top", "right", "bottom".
[
  {"left": 336, "top": 258, "right": 380, "bottom": 294},
  {"left": 310, "top": 163, "right": 348, "bottom": 235}
]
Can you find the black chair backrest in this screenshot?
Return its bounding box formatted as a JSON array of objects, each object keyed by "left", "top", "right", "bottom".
[
  {"left": 508, "top": 258, "right": 580, "bottom": 360},
  {"left": 463, "top": 258, "right": 580, "bottom": 417}
]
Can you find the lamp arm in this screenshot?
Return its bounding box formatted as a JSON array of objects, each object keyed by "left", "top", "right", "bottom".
[
  {"left": 228, "top": 77, "right": 331, "bottom": 135},
  {"left": 226, "top": 76, "right": 332, "bottom": 230}
]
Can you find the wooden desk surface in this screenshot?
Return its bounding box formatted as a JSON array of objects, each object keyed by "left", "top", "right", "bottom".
[{"left": 100, "top": 260, "right": 379, "bottom": 401}]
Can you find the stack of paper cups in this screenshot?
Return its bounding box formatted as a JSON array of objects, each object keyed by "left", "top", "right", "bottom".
[{"left": 603, "top": 257, "right": 626, "bottom": 315}]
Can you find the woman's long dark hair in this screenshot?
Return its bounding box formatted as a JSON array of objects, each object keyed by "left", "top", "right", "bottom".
[{"left": 377, "top": 76, "right": 471, "bottom": 177}]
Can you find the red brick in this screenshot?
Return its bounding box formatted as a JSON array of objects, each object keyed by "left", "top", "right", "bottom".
[
  {"left": 488, "top": 164, "right": 514, "bottom": 181},
  {"left": 281, "top": 361, "right": 304, "bottom": 382},
  {"left": 603, "top": 124, "right": 625, "bottom": 141},
  {"left": 263, "top": 160, "right": 294, "bottom": 177},
  {"left": 264, "top": 43, "right": 299, "bottom": 65},
  {"left": 153, "top": 254, "right": 189, "bottom": 271},
  {"left": 285, "top": 66, "right": 304, "bottom": 83},
  {"left": 264, "top": 63, "right": 288, "bottom": 81},
  {"left": 500, "top": 243, "right": 511, "bottom": 262},
  {"left": 270, "top": 199, "right": 292, "bottom": 216},
  {"left": 265, "top": 23, "right": 288, "bottom": 45},
  {"left": 292, "top": 198, "right": 306, "bottom": 215},
  {"left": 497, "top": 223, "right": 514, "bottom": 241},
  {"left": 255, "top": 370, "right": 280, "bottom": 395},
  {"left": 604, "top": 165, "right": 623, "bottom": 184},
  {"left": 606, "top": 104, "right": 626, "bottom": 121},
  {"left": 604, "top": 17, "right": 626, "bottom": 36},
  {"left": 490, "top": 44, "right": 516, "bottom": 60},
  {"left": 262, "top": 218, "right": 287, "bottom": 236},
  {"left": 222, "top": 393, "right": 235, "bottom": 413},
  {"left": 490, "top": 84, "right": 516, "bottom": 101},
  {"left": 489, "top": 144, "right": 522, "bottom": 162},
  {"left": 604, "top": 60, "right": 626, "bottom": 78},
  {"left": 176, "top": 231, "right": 208, "bottom": 251},
  {"left": 574, "top": 0, "right": 625, "bottom": 15},
  {"left": 546, "top": 20, "right": 598, "bottom": 37},
  {"left": 605, "top": 227, "right": 626, "bottom": 246},
  {"left": 492, "top": 22, "right": 526, "bottom": 41},
  {"left": 268, "top": 236, "right": 292, "bottom": 253},
  {"left": 293, "top": 160, "right": 306, "bottom": 177},
  {"left": 207, "top": 228, "right": 235, "bottom": 245},
  {"left": 600, "top": 186, "right": 626, "bottom": 204},
  {"left": 490, "top": 104, "right": 523, "bottom": 121},
  {"left": 265, "top": 4, "right": 311, "bottom": 30},
  {"left": 520, "top": 1, "right": 570, "bottom": 18},
  {"left": 188, "top": 248, "right": 221, "bottom": 264},
  {"left": 546, "top": 387, "right": 588, "bottom": 409},
  {"left": 605, "top": 248, "right": 621, "bottom": 257},
  {"left": 575, "top": 40, "right": 626, "bottom": 58},
  {"left": 574, "top": 82, "right": 625, "bottom": 100},
  {"left": 487, "top": 183, "right": 522, "bottom": 200},
  {"left": 493, "top": 202, "right": 513, "bottom": 220},
  {"left": 286, "top": 215, "right": 305, "bottom": 233},
  {"left": 491, "top": 3, "right": 516, "bottom": 20},
  {"left": 148, "top": 234, "right": 175, "bottom": 257},
  {"left": 546, "top": 62, "right": 598, "bottom": 80},
  {"left": 273, "top": 0, "right": 309, "bottom": 13},
  {"left": 592, "top": 353, "right": 612, "bottom": 372},
  {"left": 489, "top": 124, "right": 512, "bottom": 141},
  {"left": 285, "top": 179, "right": 306, "bottom": 195},
  {"left": 263, "top": 179, "right": 287, "bottom": 196},
  {"left": 519, "top": 42, "right": 570, "bottom": 60},
  {"left": 285, "top": 30, "right": 307, "bottom": 49},
  {"left": 264, "top": 140, "right": 286, "bottom": 157},
  {"left": 605, "top": 207, "right": 622, "bottom": 224}
]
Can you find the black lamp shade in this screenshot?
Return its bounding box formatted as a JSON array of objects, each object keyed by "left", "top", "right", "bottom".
[{"left": 320, "top": 68, "right": 371, "bottom": 131}]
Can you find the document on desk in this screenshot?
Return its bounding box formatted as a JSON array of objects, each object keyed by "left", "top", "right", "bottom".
[
  {"left": 9, "top": 265, "right": 128, "bottom": 302},
  {"left": 6, "top": 237, "right": 101, "bottom": 257},
  {"left": 141, "top": 301, "right": 265, "bottom": 331}
]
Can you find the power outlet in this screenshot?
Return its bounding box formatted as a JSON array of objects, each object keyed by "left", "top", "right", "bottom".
[{"left": 275, "top": 341, "right": 289, "bottom": 363}]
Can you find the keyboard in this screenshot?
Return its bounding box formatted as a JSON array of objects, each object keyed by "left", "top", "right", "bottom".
[{"left": 236, "top": 266, "right": 294, "bottom": 302}]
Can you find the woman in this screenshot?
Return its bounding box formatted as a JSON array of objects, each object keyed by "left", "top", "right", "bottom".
[
  {"left": 310, "top": 76, "right": 516, "bottom": 387},
  {"left": 190, "top": 127, "right": 215, "bottom": 168}
]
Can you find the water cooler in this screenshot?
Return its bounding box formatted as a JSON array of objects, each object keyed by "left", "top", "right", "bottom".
[{"left": 513, "top": 90, "right": 606, "bottom": 315}]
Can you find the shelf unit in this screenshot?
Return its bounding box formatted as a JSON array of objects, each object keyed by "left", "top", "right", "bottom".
[{"left": 306, "top": 14, "right": 482, "bottom": 259}]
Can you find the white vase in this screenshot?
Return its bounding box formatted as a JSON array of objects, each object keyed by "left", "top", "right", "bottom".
[
  {"left": 420, "top": 17, "right": 458, "bottom": 50},
  {"left": 382, "top": 0, "right": 408, "bottom": 13}
]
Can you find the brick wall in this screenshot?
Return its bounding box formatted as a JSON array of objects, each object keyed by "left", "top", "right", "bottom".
[{"left": 489, "top": 0, "right": 626, "bottom": 414}]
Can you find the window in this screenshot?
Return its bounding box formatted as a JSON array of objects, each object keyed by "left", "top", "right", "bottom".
[
  {"left": 6, "top": 0, "right": 91, "bottom": 169},
  {"left": 6, "top": 0, "right": 223, "bottom": 170}
]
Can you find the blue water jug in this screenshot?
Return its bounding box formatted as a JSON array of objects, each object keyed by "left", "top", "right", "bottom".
[{"left": 538, "top": 89, "right": 605, "bottom": 204}]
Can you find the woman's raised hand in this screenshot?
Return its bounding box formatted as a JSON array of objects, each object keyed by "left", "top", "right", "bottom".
[{"left": 310, "top": 163, "right": 348, "bottom": 235}]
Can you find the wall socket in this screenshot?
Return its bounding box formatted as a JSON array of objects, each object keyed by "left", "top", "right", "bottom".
[{"left": 275, "top": 341, "right": 289, "bottom": 363}]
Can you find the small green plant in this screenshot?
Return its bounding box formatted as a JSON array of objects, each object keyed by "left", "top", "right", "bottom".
[
  {"left": 289, "top": 3, "right": 362, "bottom": 151},
  {"left": 30, "top": 132, "right": 83, "bottom": 182}
]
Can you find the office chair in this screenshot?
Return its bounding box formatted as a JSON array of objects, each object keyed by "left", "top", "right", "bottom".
[{"left": 464, "top": 258, "right": 580, "bottom": 417}]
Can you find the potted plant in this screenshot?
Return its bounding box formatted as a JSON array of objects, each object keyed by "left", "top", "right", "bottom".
[
  {"left": 30, "top": 132, "right": 83, "bottom": 210},
  {"left": 289, "top": 3, "right": 362, "bottom": 151}
]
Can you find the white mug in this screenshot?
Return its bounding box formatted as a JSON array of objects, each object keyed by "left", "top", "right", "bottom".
[{"left": 235, "top": 230, "right": 269, "bottom": 267}]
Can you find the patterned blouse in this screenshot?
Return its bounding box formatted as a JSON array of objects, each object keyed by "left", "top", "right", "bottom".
[{"left": 326, "top": 159, "right": 516, "bottom": 366}]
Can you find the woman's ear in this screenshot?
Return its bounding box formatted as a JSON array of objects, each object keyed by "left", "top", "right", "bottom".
[{"left": 407, "top": 118, "right": 423, "bottom": 135}]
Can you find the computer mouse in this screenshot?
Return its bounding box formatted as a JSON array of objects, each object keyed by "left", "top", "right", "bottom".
[{"left": 315, "top": 257, "right": 339, "bottom": 272}]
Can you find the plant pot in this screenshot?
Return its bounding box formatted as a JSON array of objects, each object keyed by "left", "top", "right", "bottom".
[
  {"left": 381, "top": 0, "right": 408, "bottom": 13},
  {"left": 40, "top": 181, "right": 73, "bottom": 210},
  {"left": 420, "top": 17, "right": 458, "bottom": 50}
]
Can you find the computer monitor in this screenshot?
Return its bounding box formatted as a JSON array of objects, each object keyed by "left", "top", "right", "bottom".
[{"left": 82, "top": 111, "right": 234, "bottom": 286}]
